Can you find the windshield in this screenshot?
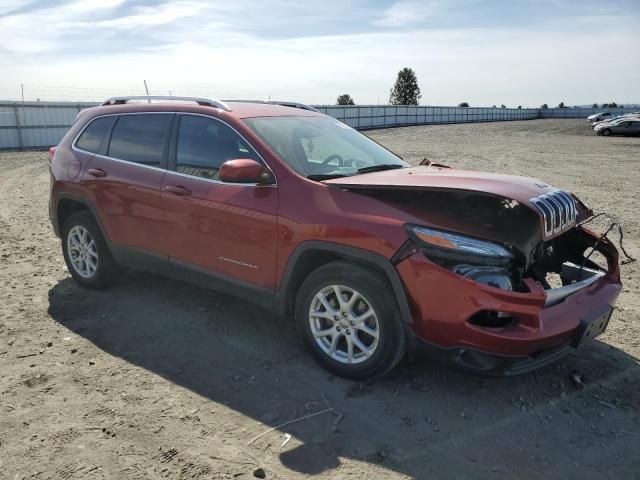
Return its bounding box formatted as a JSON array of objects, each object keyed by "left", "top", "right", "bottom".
[{"left": 243, "top": 116, "right": 408, "bottom": 178}]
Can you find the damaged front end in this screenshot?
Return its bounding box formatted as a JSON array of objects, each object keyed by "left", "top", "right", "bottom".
[
  {"left": 527, "top": 226, "right": 620, "bottom": 307},
  {"left": 361, "top": 186, "right": 618, "bottom": 321},
  {"left": 327, "top": 167, "right": 623, "bottom": 374}
]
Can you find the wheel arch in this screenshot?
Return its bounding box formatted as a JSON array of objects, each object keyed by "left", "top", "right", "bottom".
[
  {"left": 275, "top": 241, "right": 414, "bottom": 325},
  {"left": 55, "top": 194, "right": 110, "bottom": 244}
]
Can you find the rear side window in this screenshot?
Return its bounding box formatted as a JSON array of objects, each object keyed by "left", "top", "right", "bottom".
[
  {"left": 108, "top": 114, "right": 172, "bottom": 166},
  {"left": 175, "top": 115, "right": 260, "bottom": 180},
  {"left": 76, "top": 117, "right": 114, "bottom": 153}
]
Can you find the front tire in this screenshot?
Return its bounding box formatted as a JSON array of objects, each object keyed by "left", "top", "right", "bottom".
[
  {"left": 295, "top": 261, "right": 406, "bottom": 380},
  {"left": 62, "top": 211, "right": 117, "bottom": 288},
  {"left": 601, "top": 128, "right": 611, "bottom": 136}
]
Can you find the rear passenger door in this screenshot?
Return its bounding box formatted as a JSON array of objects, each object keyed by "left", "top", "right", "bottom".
[
  {"left": 161, "top": 114, "right": 278, "bottom": 292},
  {"left": 81, "top": 113, "right": 173, "bottom": 262}
]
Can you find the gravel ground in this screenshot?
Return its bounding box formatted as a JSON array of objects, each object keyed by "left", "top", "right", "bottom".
[{"left": 1, "top": 119, "right": 639, "bottom": 480}]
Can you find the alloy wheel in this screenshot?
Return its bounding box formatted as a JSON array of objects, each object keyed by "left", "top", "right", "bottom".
[
  {"left": 67, "top": 225, "right": 99, "bottom": 279},
  {"left": 308, "top": 285, "right": 380, "bottom": 364}
]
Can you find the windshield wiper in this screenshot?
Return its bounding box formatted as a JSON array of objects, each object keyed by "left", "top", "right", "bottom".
[
  {"left": 356, "top": 164, "right": 405, "bottom": 175},
  {"left": 307, "top": 173, "right": 351, "bottom": 181}
]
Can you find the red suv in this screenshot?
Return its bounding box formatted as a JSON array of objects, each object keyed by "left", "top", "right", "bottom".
[{"left": 49, "top": 96, "right": 622, "bottom": 379}]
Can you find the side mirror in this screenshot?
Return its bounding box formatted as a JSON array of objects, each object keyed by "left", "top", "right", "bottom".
[{"left": 219, "top": 159, "right": 274, "bottom": 185}]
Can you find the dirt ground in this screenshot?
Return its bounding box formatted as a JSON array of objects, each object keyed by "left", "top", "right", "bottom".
[{"left": 1, "top": 119, "right": 639, "bottom": 480}]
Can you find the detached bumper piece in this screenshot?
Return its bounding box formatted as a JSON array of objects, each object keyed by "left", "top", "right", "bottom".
[{"left": 544, "top": 262, "right": 605, "bottom": 307}]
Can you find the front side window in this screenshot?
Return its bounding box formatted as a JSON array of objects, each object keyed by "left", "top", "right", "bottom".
[
  {"left": 108, "top": 114, "right": 172, "bottom": 166},
  {"left": 243, "top": 116, "right": 407, "bottom": 179},
  {"left": 76, "top": 116, "right": 114, "bottom": 153},
  {"left": 175, "top": 115, "right": 259, "bottom": 180}
]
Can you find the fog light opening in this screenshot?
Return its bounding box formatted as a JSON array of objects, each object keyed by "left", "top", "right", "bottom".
[{"left": 469, "top": 310, "right": 518, "bottom": 328}]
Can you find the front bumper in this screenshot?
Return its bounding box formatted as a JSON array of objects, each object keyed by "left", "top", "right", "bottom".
[
  {"left": 413, "top": 334, "right": 577, "bottom": 376},
  {"left": 413, "top": 303, "right": 613, "bottom": 376},
  {"left": 397, "top": 234, "right": 622, "bottom": 375}
]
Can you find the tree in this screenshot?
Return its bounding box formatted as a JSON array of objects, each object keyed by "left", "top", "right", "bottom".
[
  {"left": 458, "top": 102, "right": 469, "bottom": 107},
  {"left": 601, "top": 103, "right": 608, "bottom": 108},
  {"left": 336, "top": 94, "right": 355, "bottom": 105},
  {"left": 619, "top": 105, "right": 624, "bottom": 108},
  {"left": 517, "top": 105, "right": 522, "bottom": 109},
  {"left": 610, "top": 101, "right": 618, "bottom": 108},
  {"left": 491, "top": 105, "right": 496, "bottom": 108},
  {"left": 558, "top": 101, "right": 565, "bottom": 108},
  {"left": 501, "top": 104, "right": 506, "bottom": 109},
  {"left": 540, "top": 103, "right": 548, "bottom": 109},
  {"left": 389, "top": 67, "right": 421, "bottom": 105},
  {"left": 592, "top": 103, "right": 599, "bottom": 108}
]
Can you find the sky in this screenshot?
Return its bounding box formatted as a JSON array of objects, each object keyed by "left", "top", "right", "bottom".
[{"left": 1, "top": 0, "right": 639, "bottom": 106}]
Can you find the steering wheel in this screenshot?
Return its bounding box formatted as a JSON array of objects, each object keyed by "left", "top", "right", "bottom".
[
  {"left": 319, "top": 154, "right": 344, "bottom": 168},
  {"left": 310, "top": 155, "right": 368, "bottom": 175},
  {"left": 342, "top": 158, "right": 366, "bottom": 168},
  {"left": 318, "top": 155, "right": 367, "bottom": 168}
]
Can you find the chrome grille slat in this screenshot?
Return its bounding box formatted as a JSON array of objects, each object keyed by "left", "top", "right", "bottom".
[
  {"left": 547, "top": 194, "right": 566, "bottom": 229},
  {"left": 530, "top": 190, "right": 577, "bottom": 238},
  {"left": 555, "top": 193, "right": 572, "bottom": 224},
  {"left": 557, "top": 191, "right": 577, "bottom": 223}
]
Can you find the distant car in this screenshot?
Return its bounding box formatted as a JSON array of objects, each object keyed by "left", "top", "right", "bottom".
[
  {"left": 591, "top": 115, "right": 625, "bottom": 128},
  {"left": 592, "top": 114, "right": 640, "bottom": 128},
  {"left": 587, "top": 112, "right": 612, "bottom": 122},
  {"left": 594, "top": 118, "right": 640, "bottom": 136}
]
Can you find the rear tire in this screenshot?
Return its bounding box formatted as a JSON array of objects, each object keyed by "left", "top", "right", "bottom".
[
  {"left": 295, "top": 261, "right": 406, "bottom": 380},
  {"left": 62, "top": 211, "right": 117, "bottom": 288}
]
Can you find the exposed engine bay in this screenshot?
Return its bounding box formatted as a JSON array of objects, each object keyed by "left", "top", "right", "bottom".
[{"left": 347, "top": 187, "right": 628, "bottom": 313}]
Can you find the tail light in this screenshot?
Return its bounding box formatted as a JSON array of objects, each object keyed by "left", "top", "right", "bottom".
[{"left": 48, "top": 146, "right": 57, "bottom": 163}]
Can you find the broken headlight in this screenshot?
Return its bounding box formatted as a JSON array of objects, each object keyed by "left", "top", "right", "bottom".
[{"left": 406, "top": 225, "right": 514, "bottom": 290}]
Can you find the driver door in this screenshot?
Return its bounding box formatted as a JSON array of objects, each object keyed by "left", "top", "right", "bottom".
[{"left": 161, "top": 114, "right": 279, "bottom": 291}]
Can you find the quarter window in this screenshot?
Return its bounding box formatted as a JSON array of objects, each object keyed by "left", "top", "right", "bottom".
[
  {"left": 108, "top": 114, "right": 172, "bottom": 166},
  {"left": 76, "top": 117, "right": 114, "bottom": 153},
  {"left": 175, "top": 115, "right": 260, "bottom": 180}
]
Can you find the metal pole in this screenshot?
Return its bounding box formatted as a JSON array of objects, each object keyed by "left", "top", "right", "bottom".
[
  {"left": 143, "top": 80, "right": 150, "bottom": 102},
  {"left": 13, "top": 103, "right": 24, "bottom": 149},
  {"left": 21, "top": 84, "right": 24, "bottom": 102}
]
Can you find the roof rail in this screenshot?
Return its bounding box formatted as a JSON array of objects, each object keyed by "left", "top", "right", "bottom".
[
  {"left": 101, "top": 96, "right": 231, "bottom": 111},
  {"left": 223, "top": 99, "right": 319, "bottom": 113},
  {"left": 270, "top": 101, "right": 319, "bottom": 113}
]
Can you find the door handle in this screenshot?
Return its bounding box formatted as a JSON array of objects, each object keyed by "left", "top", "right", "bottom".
[
  {"left": 87, "top": 168, "right": 107, "bottom": 178},
  {"left": 165, "top": 185, "right": 192, "bottom": 196}
]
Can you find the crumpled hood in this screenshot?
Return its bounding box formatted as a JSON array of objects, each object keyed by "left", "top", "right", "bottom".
[
  {"left": 324, "top": 165, "right": 590, "bottom": 267},
  {"left": 324, "top": 166, "right": 555, "bottom": 208}
]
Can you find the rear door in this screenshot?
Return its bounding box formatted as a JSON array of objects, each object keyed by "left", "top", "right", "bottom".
[
  {"left": 82, "top": 113, "right": 174, "bottom": 259},
  {"left": 614, "top": 121, "right": 630, "bottom": 134},
  {"left": 161, "top": 114, "right": 279, "bottom": 291}
]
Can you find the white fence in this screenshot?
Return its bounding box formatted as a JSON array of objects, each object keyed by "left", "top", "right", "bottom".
[
  {"left": 0, "top": 102, "right": 97, "bottom": 150},
  {"left": 315, "top": 106, "right": 538, "bottom": 129},
  {"left": 539, "top": 107, "right": 636, "bottom": 118},
  {"left": 0, "top": 101, "right": 638, "bottom": 149}
]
